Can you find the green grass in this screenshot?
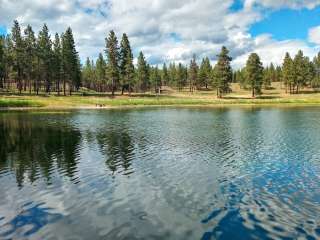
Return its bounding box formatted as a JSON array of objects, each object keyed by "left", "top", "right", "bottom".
[
  {"left": 2, "top": 88, "right": 320, "bottom": 109},
  {"left": 0, "top": 98, "right": 45, "bottom": 108}
]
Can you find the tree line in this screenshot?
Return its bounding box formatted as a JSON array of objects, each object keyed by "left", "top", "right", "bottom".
[
  {"left": 0, "top": 20, "right": 81, "bottom": 95},
  {"left": 1, "top": 21, "right": 320, "bottom": 97}
]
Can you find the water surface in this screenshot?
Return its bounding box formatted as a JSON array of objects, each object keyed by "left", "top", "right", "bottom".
[{"left": 1, "top": 108, "right": 320, "bottom": 240}]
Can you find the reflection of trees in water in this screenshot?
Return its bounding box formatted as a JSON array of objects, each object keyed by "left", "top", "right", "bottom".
[
  {"left": 96, "top": 129, "right": 134, "bottom": 175},
  {"left": 0, "top": 114, "right": 82, "bottom": 187}
]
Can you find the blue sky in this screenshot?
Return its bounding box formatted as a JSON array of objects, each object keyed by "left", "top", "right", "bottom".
[
  {"left": 0, "top": 0, "right": 320, "bottom": 68},
  {"left": 0, "top": 26, "right": 6, "bottom": 35},
  {"left": 250, "top": 6, "right": 320, "bottom": 41}
]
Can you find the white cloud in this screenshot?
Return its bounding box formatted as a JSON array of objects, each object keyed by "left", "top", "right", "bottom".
[
  {"left": 0, "top": 0, "right": 319, "bottom": 68},
  {"left": 244, "top": 0, "right": 320, "bottom": 10},
  {"left": 234, "top": 35, "right": 319, "bottom": 68},
  {"left": 309, "top": 25, "right": 320, "bottom": 45}
]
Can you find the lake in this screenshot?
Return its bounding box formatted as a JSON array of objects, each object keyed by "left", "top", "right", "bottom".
[{"left": 1, "top": 107, "right": 320, "bottom": 240}]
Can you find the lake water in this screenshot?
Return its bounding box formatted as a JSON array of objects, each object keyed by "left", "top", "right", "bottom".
[{"left": 1, "top": 108, "right": 320, "bottom": 240}]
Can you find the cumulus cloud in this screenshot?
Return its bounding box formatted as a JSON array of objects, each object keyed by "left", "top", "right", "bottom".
[
  {"left": 0, "top": 0, "right": 319, "bottom": 68},
  {"left": 309, "top": 25, "right": 320, "bottom": 45},
  {"left": 244, "top": 0, "right": 320, "bottom": 10},
  {"left": 234, "top": 34, "right": 319, "bottom": 68}
]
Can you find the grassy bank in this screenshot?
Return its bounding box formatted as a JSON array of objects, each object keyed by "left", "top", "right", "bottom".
[
  {"left": 2, "top": 83, "right": 320, "bottom": 109},
  {"left": 0, "top": 98, "right": 45, "bottom": 108},
  {"left": 2, "top": 94, "right": 320, "bottom": 109}
]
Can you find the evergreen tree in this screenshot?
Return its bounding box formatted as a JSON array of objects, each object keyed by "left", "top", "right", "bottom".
[
  {"left": 62, "top": 27, "right": 81, "bottom": 95},
  {"left": 246, "top": 53, "right": 264, "bottom": 97},
  {"left": 162, "top": 63, "right": 169, "bottom": 86},
  {"left": 150, "top": 66, "right": 161, "bottom": 93},
  {"left": 276, "top": 66, "right": 282, "bottom": 82},
  {"left": 136, "top": 51, "right": 148, "bottom": 92},
  {"left": 11, "top": 20, "right": 24, "bottom": 93},
  {"left": 96, "top": 53, "right": 106, "bottom": 92},
  {"left": 168, "top": 63, "right": 177, "bottom": 87},
  {"left": 177, "top": 63, "right": 185, "bottom": 91},
  {"left": 82, "top": 57, "right": 93, "bottom": 89},
  {"left": 312, "top": 52, "right": 320, "bottom": 90},
  {"left": 105, "top": 30, "right": 119, "bottom": 96},
  {"left": 262, "top": 65, "right": 271, "bottom": 89},
  {"left": 188, "top": 54, "right": 198, "bottom": 93},
  {"left": 236, "top": 68, "right": 247, "bottom": 89},
  {"left": 293, "top": 50, "right": 306, "bottom": 94},
  {"left": 214, "top": 46, "right": 232, "bottom": 98},
  {"left": 119, "top": 33, "right": 134, "bottom": 93},
  {"left": 38, "top": 24, "right": 53, "bottom": 93},
  {"left": 0, "top": 36, "right": 5, "bottom": 88},
  {"left": 282, "top": 52, "right": 294, "bottom": 94},
  {"left": 269, "top": 63, "right": 276, "bottom": 82},
  {"left": 52, "top": 33, "right": 62, "bottom": 94},
  {"left": 198, "top": 57, "right": 211, "bottom": 89},
  {"left": 304, "top": 57, "right": 315, "bottom": 88},
  {"left": 24, "top": 25, "right": 37, "bottom": 93}
]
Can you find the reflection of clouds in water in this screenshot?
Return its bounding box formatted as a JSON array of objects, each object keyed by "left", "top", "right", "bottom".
[
  {"left": 0, "top": 202, "right": 62, "bottom": 239},
  {"left": 1, "top": 109, "right": 320, "bottom": 239}
]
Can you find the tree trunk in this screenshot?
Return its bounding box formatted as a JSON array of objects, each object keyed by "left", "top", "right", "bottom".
[{"left": 112, "top": 78, "right": 115, "bottom": 96}]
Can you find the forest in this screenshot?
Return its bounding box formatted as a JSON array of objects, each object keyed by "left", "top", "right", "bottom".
[{"left": 1, "top": 20, "right": 320, "bottom": 98}]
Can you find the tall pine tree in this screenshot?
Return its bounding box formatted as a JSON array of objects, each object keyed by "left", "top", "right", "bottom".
[
  {"left": 246, "top": 53, "right": 264, "bottom": 97},
  {"left": 214, "top": 46, "right": 232, "bottom": 98},
  {"left": 119, "top": 33, "right": 134, "bottom": 94},
  {"left": 105, "top": 30, "right": 119, "bottom": 96},
  {"left": 188, "top": 55, "right": 198, "bottom": 93},
  {"left": 136, "top": 51, "right": 148, "bottom": 92}
]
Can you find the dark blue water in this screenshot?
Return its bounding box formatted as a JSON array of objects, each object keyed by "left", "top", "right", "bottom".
[{"left": 1, "top": 108, "right": 320, "bottom": 240}]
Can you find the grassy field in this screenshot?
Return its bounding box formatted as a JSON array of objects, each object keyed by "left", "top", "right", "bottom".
[{"left": 1, "top": 82, "right": 320, "bottom": 109}]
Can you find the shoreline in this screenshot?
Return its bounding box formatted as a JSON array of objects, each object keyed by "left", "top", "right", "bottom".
[{"left": 2, "top": 102, "right": 320, "bottom": 111}]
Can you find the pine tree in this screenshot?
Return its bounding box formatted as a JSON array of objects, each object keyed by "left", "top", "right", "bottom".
[
  {"left": 276, "top": 66, "right": 282, "bottom": 82},
  {"left": 312, "top": 52, "right": 320, "bottom": 90},
  {"left": 269, "top": 63, "right": 276, "bottom": 82},
  {"left": 162, "top": 63, "right": 169, "bottom": 86},
  {"left": 96, "top": 53, "right": 106, "bottom": 92},
  {"left": 62, "top": 27, "right": 81, "bottom": 95},
  {"left": 105, "top": 30, "right": 119, "bottom": 96},
  {"left": 304, "top": 57, "right": 315, "bottom": 88},
  {"left": 11, "top": 20, "right": 24, "bottom": 93},
  {"left": 0, "top": 36, "right": 5, "bottom": 88},
  {"left": 177, "top": 63, "right": 185, "bottom": 91},
  {"left": 188, "top": 54, "right": 198, "bottom": 93},
  {"left": 168, "top": 63, "right": 177, "bottom": 87},
  {"left": 23, "top": 25, "right": 37, "bottom": 93},
  {"left": 82, "top": 57, "right": 93, "bottom": 89},
  {"left": 236, "top": 68, "right": 247, "bottom": 89},
  {"left": 150, "top": 66, "right": 161, "bottom": 93},
  {"left": 246, "top": 53, "right": 264, "bottom": 97},
  {"left": 52, "top": 33, "right": 62, "bottom": 94},
  {"left": 293, "top": 50, "right": 306, "bottom": 94},
  {"left": 38, "top": 24, "right": 53, "bottom": 93},
  {"left": 136, "top": 51, "right": 148, "bottom": 92},
  {"left": 119, "top": 33, "right": 134, "bottom": 94},
  {"left": 198, "top": 57, "right": 211, "bottom": 89},
  {"left": 263, "top": 65, "right": 271, "bottom": 89},
  {"left": 214, "top": 46, "right": 232, "bottom": 98},
  {"left": 282, "top": 52, "right": 294, "bottom": 94}
]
